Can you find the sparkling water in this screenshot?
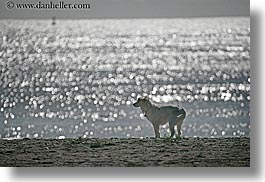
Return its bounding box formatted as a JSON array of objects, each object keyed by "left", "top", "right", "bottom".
[{"left": 0, "top": 17, "right": 250, "bottom": 138}]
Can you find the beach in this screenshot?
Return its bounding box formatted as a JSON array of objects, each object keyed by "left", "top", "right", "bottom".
[{"left": 0, "top": 137, "right": 250, "bottom": 167}]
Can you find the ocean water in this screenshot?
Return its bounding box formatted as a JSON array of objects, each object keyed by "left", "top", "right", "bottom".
[{"left": 0, "top": 17, "right": 250, "bottom": 139}]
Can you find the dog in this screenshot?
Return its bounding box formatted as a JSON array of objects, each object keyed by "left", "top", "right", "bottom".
[{"left": 133, "top": 97, "right": 186, "bottom": 138}]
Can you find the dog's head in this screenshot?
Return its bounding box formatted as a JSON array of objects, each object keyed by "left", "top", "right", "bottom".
[{"left": 133, "top": 97, "right": 148, "bottom": 107}]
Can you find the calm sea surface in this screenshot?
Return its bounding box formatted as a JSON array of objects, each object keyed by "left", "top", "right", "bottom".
[{"left": 0, "top": 17, "right": 250, "bottom": 139}]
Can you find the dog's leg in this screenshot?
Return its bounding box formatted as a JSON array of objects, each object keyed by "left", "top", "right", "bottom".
[
  {"left": 153, "top": 124, "right": 160, "bottom": 138},
  {"left": 176, "top": 121, "right": 182, "bottom": 136},
  {"left": 169, "top": 125, "right": 175, "bottom": 138},
  {"left": 177, "top": 109, "right": 186, "bottom": 136},
  {"left": 176, "top": 116, "right": 185, "bottom": 136},
  {"left": 169, "top": 118, "right": 176, "bottom": 138}
]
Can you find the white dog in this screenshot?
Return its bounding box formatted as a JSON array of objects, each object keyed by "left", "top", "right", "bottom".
[{"left": 133, "top": 97, "right": 186, "bottom": 138}]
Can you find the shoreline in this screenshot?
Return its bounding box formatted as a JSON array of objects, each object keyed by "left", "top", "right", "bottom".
[{"left": 0, "top": 137, "right": 250, "bottom": 167}]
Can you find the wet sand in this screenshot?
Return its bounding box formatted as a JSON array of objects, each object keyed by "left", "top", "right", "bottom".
[{"left": 0, "top": 137, "right": 249, "bottom": 167}]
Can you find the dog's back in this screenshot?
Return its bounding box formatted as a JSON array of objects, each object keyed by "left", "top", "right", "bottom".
[{"left": 159, "top": 105, "right": 184, "bottom": 116}]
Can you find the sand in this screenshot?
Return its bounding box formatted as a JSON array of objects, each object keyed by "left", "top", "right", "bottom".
[{"left": 0, "top": 137, "right": 249, "bottom": 167}]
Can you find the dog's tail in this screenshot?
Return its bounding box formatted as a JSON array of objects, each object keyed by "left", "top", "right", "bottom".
[{"left": 177, "top": 108, "right": 186, "bottom": 121}]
